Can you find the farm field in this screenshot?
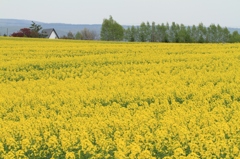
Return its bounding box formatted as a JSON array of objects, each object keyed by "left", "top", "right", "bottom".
[{"left": 0, "top": 37, "right": 240, "bottom": 158}]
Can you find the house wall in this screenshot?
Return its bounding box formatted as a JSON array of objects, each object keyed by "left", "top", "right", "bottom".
[{"left": 49, "top": 31, "right": 58, "bottom": 39}]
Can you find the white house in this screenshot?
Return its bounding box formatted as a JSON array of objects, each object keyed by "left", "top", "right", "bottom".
[{"left": 41, "top": 28, "right": 59, "bottom": 39}]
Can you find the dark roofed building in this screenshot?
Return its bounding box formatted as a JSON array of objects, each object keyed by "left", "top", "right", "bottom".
[{"left": 41, "top": 28, "right": 59, "bottom": 39}]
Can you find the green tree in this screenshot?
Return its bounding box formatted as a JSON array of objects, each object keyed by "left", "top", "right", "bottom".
[
  {"left": 198, "top": 23, "right": 207, "bottom": 43},
  {"left": 100, "top": 16, "right": 124, "bottom": 41},
  {"left": 124, "top": 26, "right": 137, "bottom": 42},
  {"left": 151, "top": 22, "right": 157, "bottom": 42},
  {"left": 29, "top": 21, "right": 42, "bottom": 37},
  {"left": 208, "top": 24, "right": 217, "bottom": 43},
  {"left": 124, "top": 27, "right": 131, "bottom": 41},
  {"left": 169, "top": 22, "right": 180, "bottom": 42},
  {"left": 185, "top": 26, "right": 192, "bottom": 43},
  {"left": 155, "top": 24, "right": 162, "bottom": 42},
  {"left": 222, "top": 27, "right": 230, "bottom": 43},
  {"left": 191, "top": 25, "right": 198, "bottom": 42},
  {"left": 123, "top": 21, "right": 233, "bottom": 43},
  {"left": 163, "top": 23, "right": 170, "bottom": 42},
  {"left": 139, "top": 22, "right": 151, "bottom": 42},
  {"left": 178, "top": 24, "right": 187, "bottom": 43},
  {"left": 75, "top": 31, "right": 82, "bottom": 40},
  {"left": 230, "top": 31, "right": 240, "bottom": 43},
  {"left": 146, "top": 22, "right": 152, "bottom": 42}
]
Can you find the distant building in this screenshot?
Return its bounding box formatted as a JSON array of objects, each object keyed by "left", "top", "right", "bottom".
[{"left": 41, "top": 28, "right": 59, "bottom": 39}]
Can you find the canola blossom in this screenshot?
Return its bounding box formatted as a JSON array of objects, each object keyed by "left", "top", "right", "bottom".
[{"left": 0, "top": 37, "right": 240, "bottom": 158}]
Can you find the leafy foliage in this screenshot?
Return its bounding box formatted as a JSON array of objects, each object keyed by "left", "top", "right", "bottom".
[
  {"left": 101, "top": 16, "right": 124, "bottom": 41},
  {"left": 124, "top": 22, "right": 240, "bottom": 43},
  {"left": 29, "top": 21, "right": 42, "bottom": 32},
  {"left": 29, "top": 21, "right": 42, "bottom": 38},
  {"left": 11, "top": 21, "right": 42, "bottom": 38},
  {"left": 11, "top": 28, "right": 32, "bottom": 37}
]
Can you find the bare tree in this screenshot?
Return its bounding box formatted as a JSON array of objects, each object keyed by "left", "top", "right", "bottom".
[
  {"left": 81, "top": 28, "right": 97, "bottom": 40},
  {"left": 67, "top": 31, "right": 74, "bottom": 39}
]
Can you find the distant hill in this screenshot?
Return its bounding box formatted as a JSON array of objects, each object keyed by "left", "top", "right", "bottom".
[
  {"left": 228, "top": 28, "right": 240, "bottom": 34},
  {"left": 0, "top": 19, "right": 102, "bottom": 38},
  {"left": 1, "top": 19, "right": 240, "bottom": 38}
]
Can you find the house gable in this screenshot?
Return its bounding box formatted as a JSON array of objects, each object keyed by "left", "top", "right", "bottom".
[
  {"left": 49, "top": 30, "right": 58, "bottom": 39},
  {"left": 41, "top": 28, "right": 59, "bottom": 39}
]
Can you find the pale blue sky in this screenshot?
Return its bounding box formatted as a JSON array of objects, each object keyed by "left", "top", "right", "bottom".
[{"left": 1, "top": 0, "right": 240, "bottom": 27}]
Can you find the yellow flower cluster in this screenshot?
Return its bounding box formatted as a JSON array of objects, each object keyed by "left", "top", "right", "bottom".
[{"left": 0, "top": 37, "right": 240, "bottom": 158}]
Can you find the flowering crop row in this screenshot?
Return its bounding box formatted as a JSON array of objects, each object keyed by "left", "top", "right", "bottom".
[{"left": 0, "top": 37, "right": 240, "bottom": 158}]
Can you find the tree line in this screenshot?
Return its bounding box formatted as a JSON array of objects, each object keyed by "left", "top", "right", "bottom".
[
  {"left": 9, "top": 17, "right": 240, "bottom": 43},
  {"left": 101, "top": 16, "right": 240, "bottom": 43},
  {"left": 60, "top": 28, "right": 97, "bottom": 40}
]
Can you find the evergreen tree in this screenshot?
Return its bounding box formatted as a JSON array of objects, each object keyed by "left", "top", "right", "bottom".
[{"left": 29, "top": 21, "right": 42, "bottom": 37}]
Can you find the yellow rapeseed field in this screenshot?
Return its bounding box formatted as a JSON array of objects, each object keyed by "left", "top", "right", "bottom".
[{"left": 0, "top": 37, "right": 240, "bottom": 158}]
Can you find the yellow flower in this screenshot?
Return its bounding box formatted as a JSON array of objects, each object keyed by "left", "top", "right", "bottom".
[
  {"left": 1, "top": 37, "right": 240, "bottom": 158},
  {"left": 65, "top": 151, "right": 75, "bottom": 159}
]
